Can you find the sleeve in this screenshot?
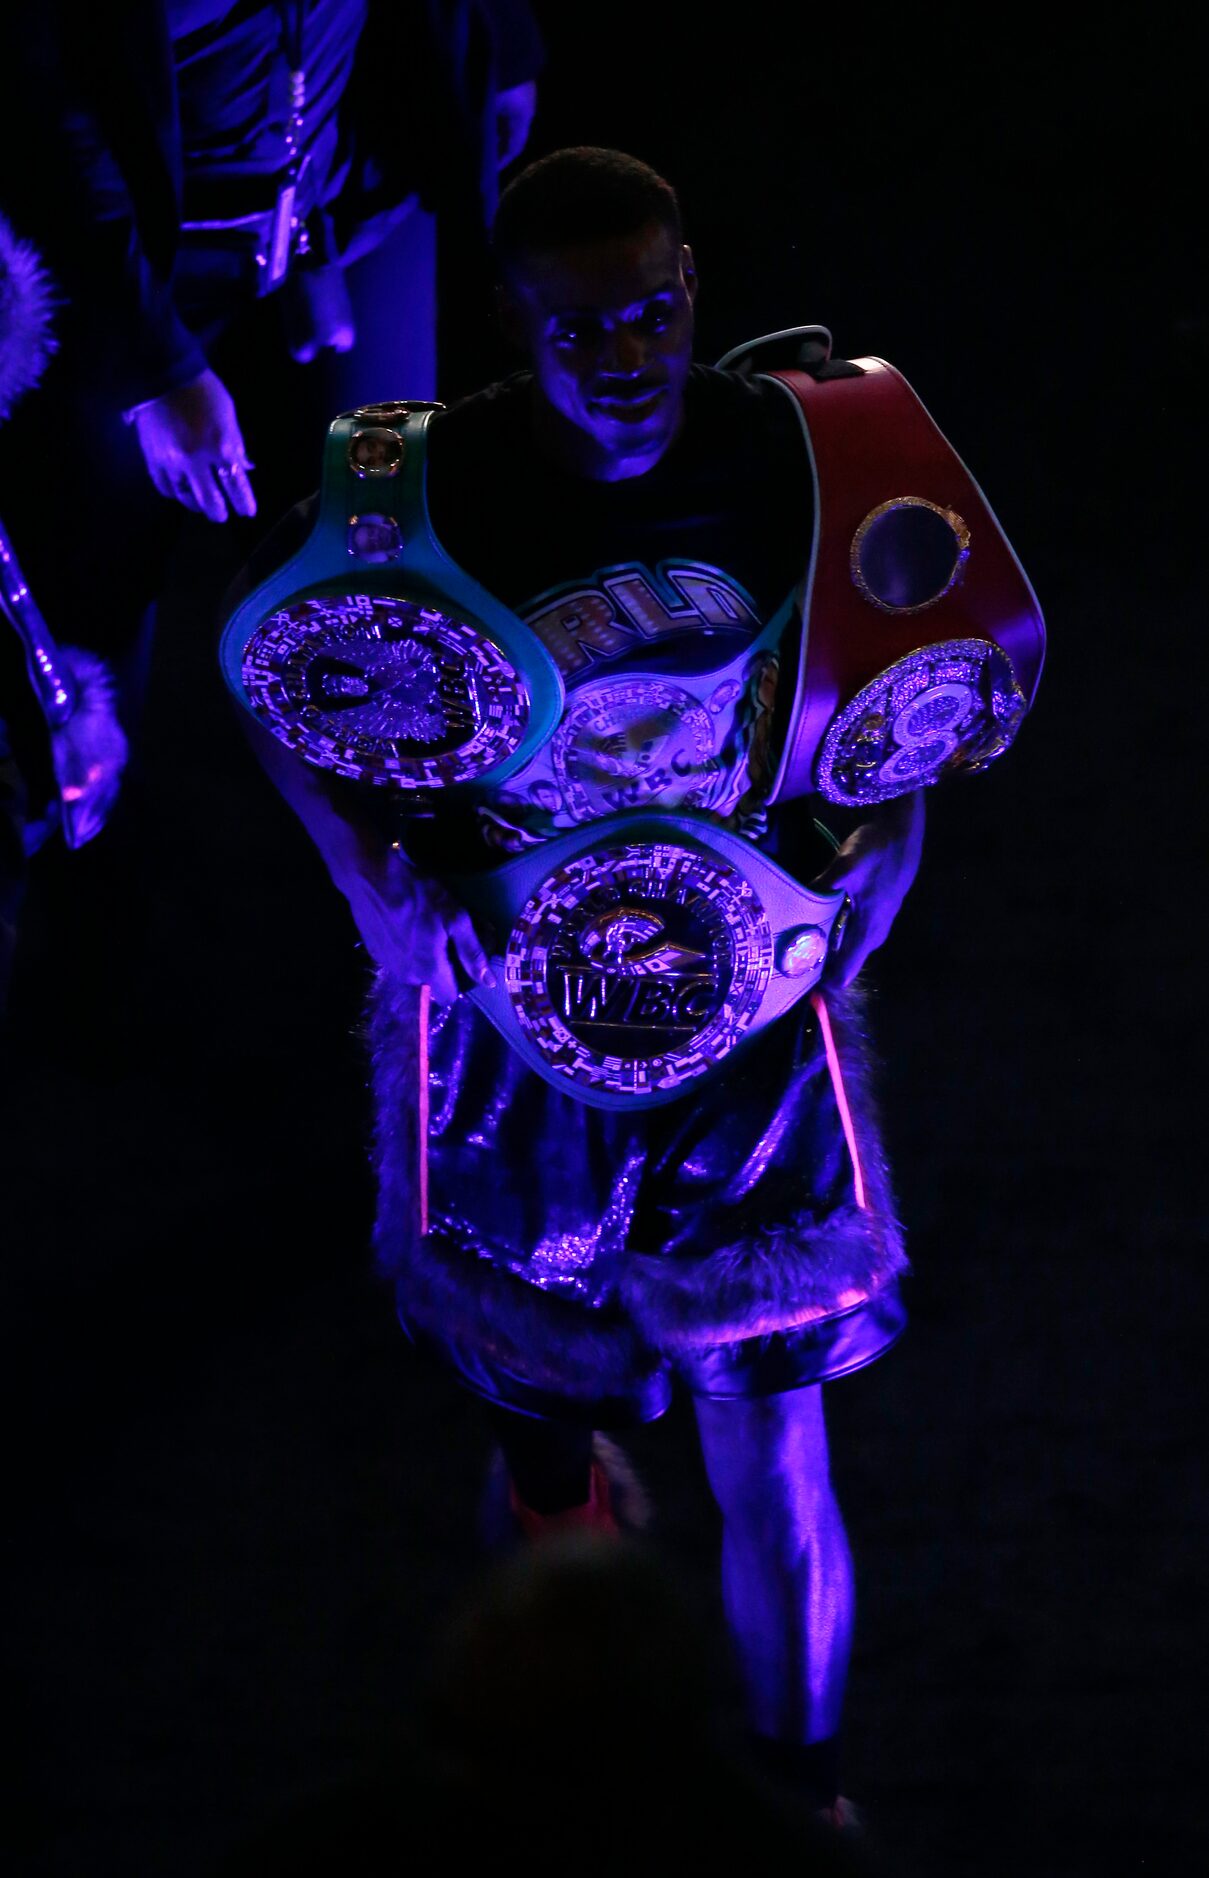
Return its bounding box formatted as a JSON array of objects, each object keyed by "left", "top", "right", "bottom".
[
  {"left": 5, "top": 4, "right": 208, "bottom": 412},
  {"left": 53, "top": 148, "right": 209, "bottom": 411},
  {"left": 479, "top": 0, "right": 546, "bottom": 89},
  {"left": 222, "top": 495, "right": 321, "bottom": 620},
  {"left": 337, "top": 0, "right": 545, "bottom": 235}
]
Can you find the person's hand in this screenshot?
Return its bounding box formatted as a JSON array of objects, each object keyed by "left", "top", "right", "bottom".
[
  {"left": 496, "top": 79, "right": 538, "bottom": 169},
  {"left": 809, "top": 791, "right": 925, "bottom": 987},
  {"left": 128, "top": 368, "right": 257, "bottom": 521},
  {"left": 50, "top": 647, "right": 128, "bottom": 849},
  {"left": 343, "top": 843, "right": 496, "bottom": 1006}
]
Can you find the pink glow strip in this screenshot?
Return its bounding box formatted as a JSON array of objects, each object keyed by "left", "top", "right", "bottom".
[
  {"left": 417, "top": 984, "right": 430, "bottom": 1236},
  {"left": 811, "top": 991, "right": 867, "bottom": 1212}
]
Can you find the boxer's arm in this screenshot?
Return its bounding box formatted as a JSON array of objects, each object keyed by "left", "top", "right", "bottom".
[
  {"left": 244, "top": 718, "right": 492, "bottom": 1004},
  {"left": 243, "top": 713, "right": 383, "bottom": 900},
  {"left": 809, "top": 789, "right": 925, "bottom": 986}
]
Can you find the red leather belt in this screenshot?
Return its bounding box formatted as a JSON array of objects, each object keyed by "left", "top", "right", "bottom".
[{"left": 762, "top": 356, "right": 1045, "bottom": 807}]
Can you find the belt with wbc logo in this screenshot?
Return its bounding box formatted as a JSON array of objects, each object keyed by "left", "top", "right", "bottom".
[{"left": 452, "top": 810, "right": 848, "bottom": 1110}]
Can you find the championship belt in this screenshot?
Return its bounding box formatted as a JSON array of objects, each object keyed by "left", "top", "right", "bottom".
[
  {"left": 718, "top": 328, "right": 1046, "bottom": 806},
  {"left": 220, "top": 402, "right": 563, "bottom": 801},
  {"left": 454, "top": 811, "right": 848, "bottom": 1110}
]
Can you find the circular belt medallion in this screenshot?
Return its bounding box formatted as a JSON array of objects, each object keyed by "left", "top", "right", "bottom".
[
  {"left": 551, "top": 676, "right": 723, "bottom": 820},
  {"left": 241, "top": 592, "right": 531, "bottom": 789},
  {"left": 505, "top": 840, "right": 774, "bottom": 1099},
  {"left": 816, "top": 637, "right": 1027, "bottom": 806}
]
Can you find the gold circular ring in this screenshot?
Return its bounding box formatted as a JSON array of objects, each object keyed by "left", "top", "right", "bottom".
[{"left": 849, "top": 496, "right": 971, "bottom": 615}]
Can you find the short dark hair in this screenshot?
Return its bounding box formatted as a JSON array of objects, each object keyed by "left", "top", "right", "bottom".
[{"left": 492, "top": 147, "right": 683, "bottom": 280}]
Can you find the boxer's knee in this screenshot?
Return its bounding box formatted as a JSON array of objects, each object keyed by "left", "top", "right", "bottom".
[{"left": 694, "top": 1386, "right": 838, "bottom": 1546}]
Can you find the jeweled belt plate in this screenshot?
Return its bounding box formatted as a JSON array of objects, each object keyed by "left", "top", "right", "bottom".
[
  {"left": 454, "top": 811, "right": 847, "bottom": 1109},
  {"left": 219, "top": 404, "right": 564, "bottom": 800}
]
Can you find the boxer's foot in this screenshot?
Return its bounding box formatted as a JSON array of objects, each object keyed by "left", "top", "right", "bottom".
[
  {"left": 586, "top": 1434, "right": 651, "bottom": 1533},
  {"left": 509, "top": 1454, "right": 618, "bottom": 1539},
  {"left": 480, "top": 1434, "right": 649, "bottom": 1549},
  {"left": 816, "top": 1794, "right": 864, "bottom": 1834}
]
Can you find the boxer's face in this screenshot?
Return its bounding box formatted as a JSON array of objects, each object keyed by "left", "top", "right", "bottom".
[{"left": 503, "top": 220, "right": 698, "bottom": 480}]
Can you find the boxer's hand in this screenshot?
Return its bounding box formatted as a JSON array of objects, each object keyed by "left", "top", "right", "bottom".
[
  {"left": 810, "top": 791, "right": 925, "bottom": 987},
  {"left": 344, "top": 844, "right": 495, "bottom": 1006},
  {"left": 129, "top": 369, "right": 257, "bottom": 522}
]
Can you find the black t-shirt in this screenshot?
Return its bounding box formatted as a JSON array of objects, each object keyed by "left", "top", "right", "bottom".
[
  {"left": 402, "top": 364, "right": 814, "bottom": 869},
  {"left": 170, "top": 0, "right": 368, "bottom": 210},
  {"left": 233, "top": 362, "right": 838, "bottom": 872},
  {"left": 426, "top": 364, "right": 810, "bottom": 681}
]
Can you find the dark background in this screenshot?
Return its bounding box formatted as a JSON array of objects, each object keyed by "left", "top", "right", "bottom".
[{"left": 3, "top": 10, "right": 1204, "bottom": 1874}]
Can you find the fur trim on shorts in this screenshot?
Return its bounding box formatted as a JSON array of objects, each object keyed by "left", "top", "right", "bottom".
[
  {"left": 368, "top": 975, "right": 661, "bottom": 1402},
  {"left": 368, "top": 975, "right": 906, "bottom": 1383},
  {"left": 621, "top": 985, "right": 908, "bottom": 1349}
]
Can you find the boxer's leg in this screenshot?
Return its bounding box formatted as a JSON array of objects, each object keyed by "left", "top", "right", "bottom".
[
  {"left": 486, "top": 1403, "right": 594, "bottom": 1515},
  {"left": 693, "top": 1385, "right": 854, "bottom": 1757}
]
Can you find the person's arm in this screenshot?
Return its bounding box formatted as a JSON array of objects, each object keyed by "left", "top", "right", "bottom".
[
  {"left": 481, "top": 0, "right": 544, "bottom": 165},
  {"left": 245, "top": 716, "right": 494, "bottom": 1005},
  {"left": 7, "top": 4, "right": 204, "bottom": 409},
  {"left": 124, "top": 370, "right": 257, "bottom": 522},
  {"left": 808, "top": 789, "right": 926, "bottom": 986},
  {"left": 480, "top": 0, "right": 545, "bottom": 89},
  {"left": 8, "top": 7, "right": 255, "bottom": 520}
]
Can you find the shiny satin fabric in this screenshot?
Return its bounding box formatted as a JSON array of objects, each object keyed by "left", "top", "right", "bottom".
[
  {"left": 426, "top": 990, "right": 855, "bottom": 1302},
  {"left": 378, "top": 981, "right": 908, "bottom": 1423}
]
